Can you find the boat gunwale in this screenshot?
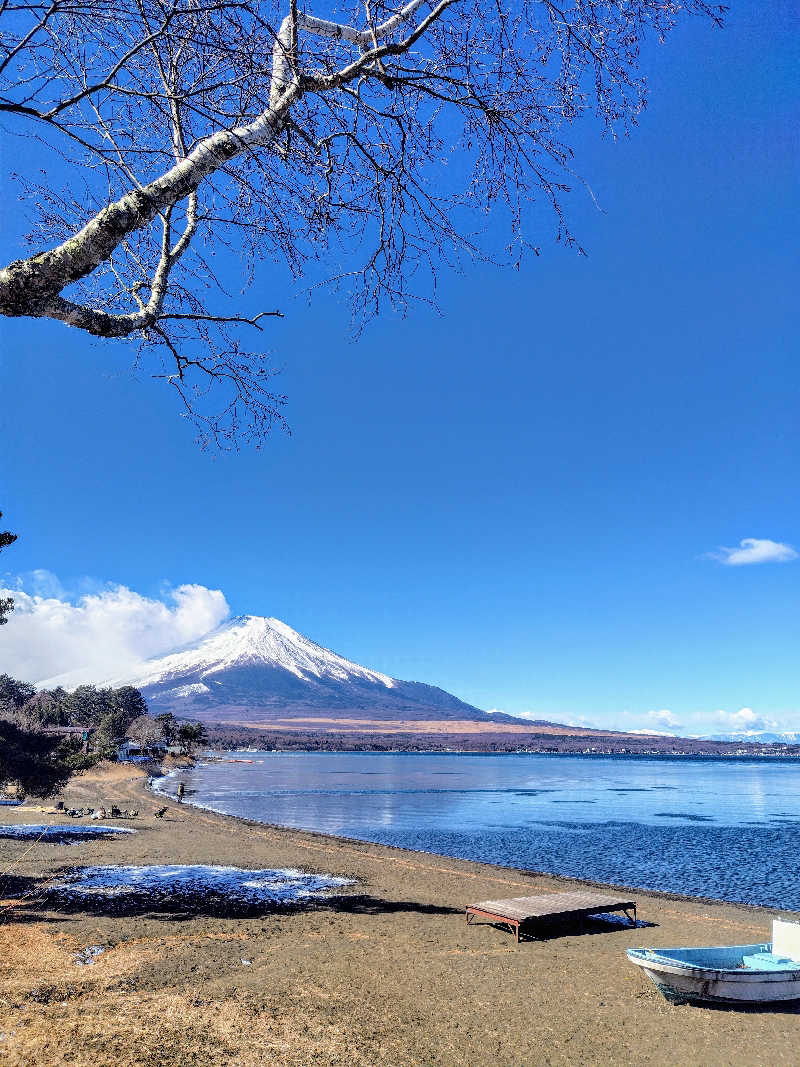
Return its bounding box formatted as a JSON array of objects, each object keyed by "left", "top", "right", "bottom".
[{"left": 627, "top": 945, "right": 800, "bottom": 980}]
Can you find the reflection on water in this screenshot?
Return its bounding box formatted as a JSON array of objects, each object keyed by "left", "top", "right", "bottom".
[{"left": 159, "top": 753, "right": 800, "bottom": 910}]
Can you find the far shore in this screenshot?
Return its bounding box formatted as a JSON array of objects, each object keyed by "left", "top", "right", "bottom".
[
  {"left": 1, "top": 761, "right": 799, "bottom": 1066},
  {"left": 200, "top": 718, "right": 800, "bottom": 757}
]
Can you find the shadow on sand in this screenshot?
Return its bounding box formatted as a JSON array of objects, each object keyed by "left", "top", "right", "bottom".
[
  {"left": 0, "top": 873, "right": 461, "bottom": 923},
  {"left": 469, "top": 913, "right": 659, "bottom": 943},
  {"left": 3, "top": 873, "right": 653, "bottom": 934},
  {"left": 323, "top": 893, "right": 461, "bottom": 917},
  {"left": 660, "top": 992, "right": 800, "bottom": 1016}
]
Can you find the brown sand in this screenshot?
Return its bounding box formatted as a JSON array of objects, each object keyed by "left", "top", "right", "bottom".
[{"left": 0, "top": 763, "right": 797, "bottom": 1066}]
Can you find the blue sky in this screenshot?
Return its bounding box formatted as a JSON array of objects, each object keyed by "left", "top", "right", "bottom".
[{"left": 1, "top": 3, "right": 798, "bottom": 736}]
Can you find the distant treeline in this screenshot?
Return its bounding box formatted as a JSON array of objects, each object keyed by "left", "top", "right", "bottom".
[{"left": 203, "top": 722, "right": 800, "bottom": 757}]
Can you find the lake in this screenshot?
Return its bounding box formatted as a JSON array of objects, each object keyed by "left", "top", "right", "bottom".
[{"left": 157, "top": 752, "right": 800, "bottom": 910}]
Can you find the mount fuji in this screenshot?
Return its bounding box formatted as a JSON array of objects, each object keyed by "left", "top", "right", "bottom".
[{"left": 106, "top": 614, "right": 508, "bottom": 725}]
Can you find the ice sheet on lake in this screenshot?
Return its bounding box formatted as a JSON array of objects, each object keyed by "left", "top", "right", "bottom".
[
  {"left": 50, "top": 864, "right": 354, "bottom": 905},
  {"left": 0, "top": 824, "right": 136, "bottom": 843}
]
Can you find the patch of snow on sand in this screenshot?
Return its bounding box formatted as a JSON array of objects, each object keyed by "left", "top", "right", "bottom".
[
  {"left": 0, "top": 825, "right": 136, "bottom": 843},
  {"left": 50, "top": 865, "right": 354, "bottom": 905},
  {"left": 74, "top": 945, "right": 106, "bottom": 966}
]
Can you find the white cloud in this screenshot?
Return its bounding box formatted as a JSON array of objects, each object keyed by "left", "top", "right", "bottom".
[
  {"left": 714, "top": 707, "right": 777, "bottom": 733},
  {"left": 470, "top": 705, "right": 797, "bottom": 738},
  {"left": 618, "top": 710, "right": 681, "bottom": 736},
  {"left": 646, "top": 708, "right": 682, "bottom": 730},
  {"left": 0, "top": 574, "right": 229, "bottom": 687},
  {"left": 711, "top": 538, "right": 798, "bottom": 567}
]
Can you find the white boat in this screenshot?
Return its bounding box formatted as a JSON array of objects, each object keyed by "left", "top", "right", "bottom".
[{"left": 627, "top": 918, "right": 800, "bottom": 1005}]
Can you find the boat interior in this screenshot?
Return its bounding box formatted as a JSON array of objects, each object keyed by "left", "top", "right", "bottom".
[{"left": 629, "top": 919, "right": 800, "bottom": 972}]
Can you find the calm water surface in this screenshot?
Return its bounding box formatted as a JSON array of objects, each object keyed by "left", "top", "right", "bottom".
[{"left": 158, "top": 753, "right": 800, "bottom": 910}]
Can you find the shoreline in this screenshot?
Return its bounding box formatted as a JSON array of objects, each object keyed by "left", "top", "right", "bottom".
[
  {"left": 151, "top": 756, "right": 800, "bottom": 917},
  {"left": 200, "top": 744, "right": 800, "bottom": 761},
  {"left": 2, "top": 763, "right": 799, "bottom": 1065}
]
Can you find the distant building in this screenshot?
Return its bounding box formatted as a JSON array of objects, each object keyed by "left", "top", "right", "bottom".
[{"left": 117, "top": 740, "right": 168, "bottom": 762}]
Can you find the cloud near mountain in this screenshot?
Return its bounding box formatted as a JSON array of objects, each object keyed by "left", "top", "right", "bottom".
[
  {"left": 714, "top": 707, "right": 776, "bottom": 733},
  {"left": 0, "top": 574, "right": 229, "bottom": 685},
  {"left": 1, "top": 576, "right": 498, "bottom": 725}
]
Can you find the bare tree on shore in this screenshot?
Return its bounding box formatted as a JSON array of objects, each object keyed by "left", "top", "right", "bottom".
[
  {"left": 0, "top": 0, "right": 724, "bottom": 446},
  {"left": 126, "top": 714, "right": 167, "bottom": 747}
]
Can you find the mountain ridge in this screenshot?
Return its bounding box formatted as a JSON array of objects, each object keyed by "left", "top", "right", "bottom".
[
  {"left": 94, "top": 614, "right": 522, "bottom": 725},
  {"left": 705, "top": 730, "right": 800, "bottom": 744}
]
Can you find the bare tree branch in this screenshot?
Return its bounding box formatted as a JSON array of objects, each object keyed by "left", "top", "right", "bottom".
[{"left": 0, "top": 0, "right": 726, "bottom": 447}]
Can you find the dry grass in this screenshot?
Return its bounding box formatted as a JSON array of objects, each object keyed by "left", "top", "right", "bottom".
[
  {"left": 228, "top": 717, "right": 618, "bottom": 736},
  {"left": 0, "top": 926, "right": 405, "bottom": 1067},
  {"left": 73, "top": 763, "right": 149, "bottom": 787},
  {"left": 159, "top": 754, "right": 195, "bottom": 771}
]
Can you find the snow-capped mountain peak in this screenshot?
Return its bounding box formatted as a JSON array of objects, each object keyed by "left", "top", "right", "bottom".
[
  {"left": 705, "top": 729, "right": 800, "bottom": 744},
  {"left": 118, "top": 614, "right": 397, "bottom": 691},
  {"left": 44, "top": 613, "right": 494, "bottom": 724}
]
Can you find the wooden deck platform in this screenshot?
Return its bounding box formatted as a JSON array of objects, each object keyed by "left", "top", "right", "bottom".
[{"left": 465, "top": 891, "right": 637, "bottom": 942}]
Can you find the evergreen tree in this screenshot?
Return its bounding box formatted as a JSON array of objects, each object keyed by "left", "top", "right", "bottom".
[
  {"left": 113, "top": 686, "right": 149, "bottom": 722},
  {"left": 0, "top": 720, "right": 92, "bottom": 798},
  {"left": 20, "top": 689, "right": 71, "bottom": 727},
  {"left": 68, "top": 685, "right": 112, "bottom": 727},
  {"left": 176, "top": 721, "right": 208, "bottom": 756},
  {"left": 0, "top": 512, "right": 16, "bottom": 624},
  {"left": 93, "top": 708, "right": 134, "bottom": 759},
  {"left": 0, "top": 673, "right": 35, "bottom": 711},
  {"left": 155, "top": 712, "right": 179, "bottom": 745}
]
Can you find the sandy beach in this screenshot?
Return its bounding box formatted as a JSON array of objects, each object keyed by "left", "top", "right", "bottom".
[{"left": 1, "top": 763, "right": 798, "bottom": 1066}]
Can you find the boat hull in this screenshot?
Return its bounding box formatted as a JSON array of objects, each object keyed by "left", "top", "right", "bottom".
[{"left": 627, "top": 946, "right": 800, "bottom": 1005}]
